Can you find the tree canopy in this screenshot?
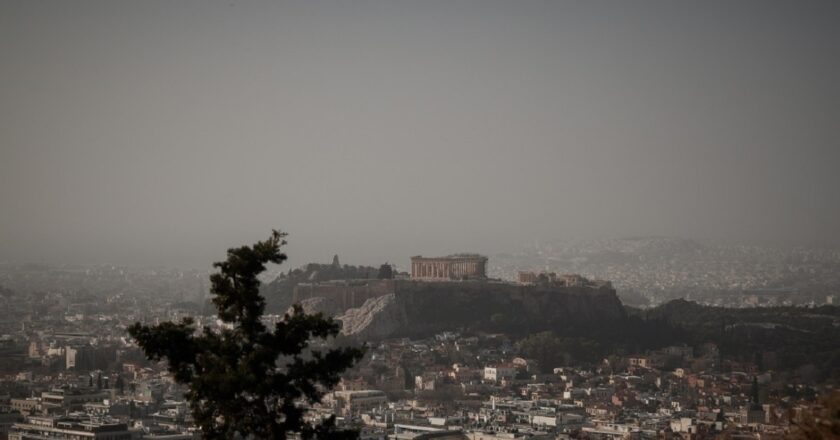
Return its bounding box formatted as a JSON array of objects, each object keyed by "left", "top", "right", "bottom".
[
  {"left": 377, "top": 263, "right": 393, "bottom": 279},
  {"left": 128, "top": 230, "right": 364, "bottom": 439}
]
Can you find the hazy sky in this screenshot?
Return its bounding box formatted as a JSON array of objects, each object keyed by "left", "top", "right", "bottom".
[{"left": 1, "top": 1, "right": 838, "bottom": 269}]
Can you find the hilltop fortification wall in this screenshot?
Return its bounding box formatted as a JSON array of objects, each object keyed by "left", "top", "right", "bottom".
[{"left": 335, "top": 280, "right": 626, "bottom": 340}]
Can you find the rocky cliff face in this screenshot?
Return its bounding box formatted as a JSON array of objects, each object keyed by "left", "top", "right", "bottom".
[
  {"left": 337, "top": 293, "right": 405, "bottom": 340},
  {"left": 289, "top": 296, "right": 346, "bottom": 316},
  {"left": 335, "top": 280, "right": 626, "bottom": 340}
]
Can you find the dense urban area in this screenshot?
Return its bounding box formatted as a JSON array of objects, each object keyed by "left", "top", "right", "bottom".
[
  {"left": 491, "top": 237, "right": 840, "bottom": 308},
  {"left": 0, "top": 239, "right": 838, "bottom": 439}
]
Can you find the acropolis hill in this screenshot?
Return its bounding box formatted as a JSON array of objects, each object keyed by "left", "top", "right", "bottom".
[
  {"left": 277, "top": 254, "right": 625, "bottom": 340},
  {"left": 342, "top": 279, "right": 624, "bottom": 340}
]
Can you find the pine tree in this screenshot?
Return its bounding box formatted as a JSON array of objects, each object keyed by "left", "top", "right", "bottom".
[
  {"left": 377, "top": 263, "right": 393, "bottom": 280},
  {"left": 115, "top": 374, "right": 125, "bottom": 395},
  {"left": 128, "top": 230, "right": 364, "bottom": 439},
  {"left": 751, "top": 376, "right": 761, "bottom": 409}
]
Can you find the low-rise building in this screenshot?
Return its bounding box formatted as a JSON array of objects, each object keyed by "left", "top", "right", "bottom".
[
  {"left": 9, "top": 416, "right": 135, "bottom": 440},
  {"left": 330, "top": 390, "right": 388, "bottom": 417},
  {"left": 484, "top": 365, "right": 517, "bottom": 383}
]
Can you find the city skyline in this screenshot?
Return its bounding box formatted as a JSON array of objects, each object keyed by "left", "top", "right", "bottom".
[{"left": 1, "top": 2, "right": 838, "bottom": 438}]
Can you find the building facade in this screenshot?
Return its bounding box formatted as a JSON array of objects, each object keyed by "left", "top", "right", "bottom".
[
  {"left": 9, "top": 416, "right": 134, "bottom": 440},
  {"left": 328, "top": 390, "right": 387, "bottom": 417},
  {"left": 410, "top": 255, "right": 488, "bottom": 281}
]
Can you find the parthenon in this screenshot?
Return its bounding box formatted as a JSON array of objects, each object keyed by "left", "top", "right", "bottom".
[{"left": 410, "top": 254, "right": 488, "bottom": 281}]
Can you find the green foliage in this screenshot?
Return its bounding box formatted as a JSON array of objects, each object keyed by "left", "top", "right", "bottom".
[
  {"left": 115, "top": 374, "right": 124, "bottom": 394},
  {"left": 489, "top": 313, "right": 509, "bottom": 330},
  {"left": 128, "top": 230, "right": 364, "bottom": 440},
  {"left": 262, "top": 260, "right": 381, "bottom": 313},
  {"left": 642, "top": 299, "right": 840, "bottom": 381},
  {"left": 515, "top": 314, "right": 688, "bottom": 371},
  {"left": 788, "top": 390, "right": 840, "bottom": 440},
  {"left": 377, "top": 263, "right": 393, "bottom": 280},
  {"left": 519, "top": 332, "right": 564, "bottom": 372},
  {"left": 519, "top": 331, "right": 606, "bottom": 372}
]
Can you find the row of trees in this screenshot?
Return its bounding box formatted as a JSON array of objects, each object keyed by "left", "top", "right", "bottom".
[{"left": 260, "top": 259, "right": 396, "bottom": 313}]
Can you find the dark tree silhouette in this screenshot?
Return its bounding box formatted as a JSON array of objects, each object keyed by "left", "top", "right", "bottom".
[
  {"left": 751, "top": 376, "right": 761, "bottom": 408},
  {"left": 128, "top": 230, "right": 364, "bottom": 439},
  {"left": 377, "top": 263, "right": 393, "bottom": 280},
  {"left": 115, "top": 374, "right": 124, "bottom": 395},
  {"left": 789, "top": 390, "right": 840, "bottom": 440}
]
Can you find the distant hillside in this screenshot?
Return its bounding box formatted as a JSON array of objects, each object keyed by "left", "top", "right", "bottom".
[
  {"left": 640, "top": 298, "right": 840, "bottom": 333},
  {"left": 493, "top": 236, "right": 840, "bottom": 306},
  {"left": 636, "top": 299, "right": 840, "bottom": 381}
]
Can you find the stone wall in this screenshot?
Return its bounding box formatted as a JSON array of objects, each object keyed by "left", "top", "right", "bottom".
[{"left": 292, "top": 279, "right": 395, "bottom": 312}]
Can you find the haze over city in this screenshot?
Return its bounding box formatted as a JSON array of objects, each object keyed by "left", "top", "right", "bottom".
[
  {"left": 4, "top": 2, "right": 840, "bottom": 440},
  {"left": 2, "top": 0, "right": 839, "bottom": 269}
]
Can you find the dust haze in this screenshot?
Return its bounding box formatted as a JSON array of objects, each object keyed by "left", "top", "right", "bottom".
[{"left": 1, "top": 0, "right": 838, "bottom": 269}]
